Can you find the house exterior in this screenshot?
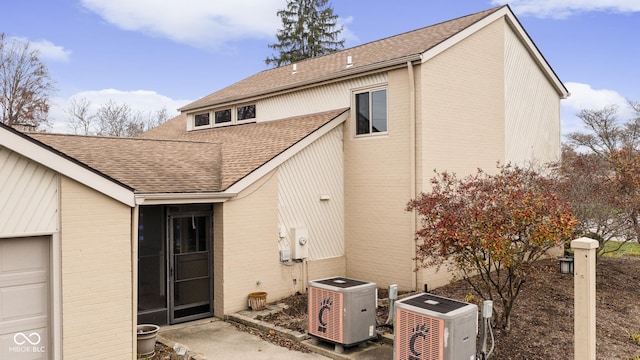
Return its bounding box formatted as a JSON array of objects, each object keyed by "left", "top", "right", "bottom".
[
  {"left": 0, "top": 5, "right": 567, "bottom": 358},
  {"left": 0, "top": 124, "right": 136, "bottom": 359}
]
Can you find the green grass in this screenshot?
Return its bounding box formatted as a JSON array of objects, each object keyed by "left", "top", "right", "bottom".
[{"left": 602, "top": 241, "right": 640, "bottom": 257}]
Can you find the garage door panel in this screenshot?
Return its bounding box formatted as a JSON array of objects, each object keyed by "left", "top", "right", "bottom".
[
  {"left": 0, "top": 318, "right": 47, "bottom": 340},
  {"left": 0, "top": 237, "right": 49, "bottom": 360},
  {"left": 0, "top": 239, "right": 48, "bottom": 274},
  {"left": 0, "top": 271, "right": 48, "bottom": 289},
  {"left": 1, "top": 284, "right": 48, "bottom": 320},
  {"left": 0, "top": 327, "right": 47, "bottom": 360}
]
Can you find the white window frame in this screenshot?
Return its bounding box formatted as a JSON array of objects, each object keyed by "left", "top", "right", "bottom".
[
  {"left": 193, "top": 112, "right": 211, "bottom": 128},
  {"left": 236, "top": 103, "right": 256, "bottom": 123},
  {"left": 353, "top": 86, "right": 388, "bottom": 137},
  {"left": 191, "top": 103, "right": 257, "bottom": 130},
  {"left": 213, "top": 108, "right": 232, "bottom": 126}
]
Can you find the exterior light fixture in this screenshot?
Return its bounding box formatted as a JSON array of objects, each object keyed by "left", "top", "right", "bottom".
[{"left": 559, "top": 257, "right": 574, "bottom": 274}]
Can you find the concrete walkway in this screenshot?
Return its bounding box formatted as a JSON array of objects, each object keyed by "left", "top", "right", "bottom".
[
  {"left": 158, "top": 318, "right": 329, "bottom": 360},
  {"left": 158, "top": 313, "right": 394, "bottom": 360}
]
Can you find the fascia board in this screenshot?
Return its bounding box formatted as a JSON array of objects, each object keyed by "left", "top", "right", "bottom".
[
  {"left": 134, "top": 192, "right": 236, "bottom": 205},
  {"left": 1, "top": 128, "right": 135, "bottom": 207},
  {"left": 226, "top": 110, "right": 348, "bottom": 195},
  {"left": 420, "top": 7, "right": 569, "bottom": 98}
]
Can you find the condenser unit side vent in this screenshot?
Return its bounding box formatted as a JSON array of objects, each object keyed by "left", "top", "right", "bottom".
[{"left": 308, "top": 287, "right": 344, "bottom": 343}]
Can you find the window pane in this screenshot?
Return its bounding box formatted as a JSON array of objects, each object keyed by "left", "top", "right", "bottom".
[
  {"left": 214, "top": 109, "right": 231, "bottom": 124},
  {"left": 194, "top": 113, "right": 210, "bottom": 127},
  {"left": 237, "top": 105, "right": 256, "bottom": 121},
  {"left": 371, "top": 90, "right": 387, "bottom": 133},
  {"left": 356, "top": 92, "right": 370, "bottom": 135}
]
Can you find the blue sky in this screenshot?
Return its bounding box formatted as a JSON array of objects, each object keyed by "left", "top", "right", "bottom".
[{"left": 1, "top": 0, "right": 638, "bottom": 135}]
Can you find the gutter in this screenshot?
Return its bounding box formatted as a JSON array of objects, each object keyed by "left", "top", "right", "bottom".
[
  {"left": 135, "top": 192, "right": 237, "bottom": 205},
  {"left": 180, "top": 54, "right": 423, "bottom": 113}
]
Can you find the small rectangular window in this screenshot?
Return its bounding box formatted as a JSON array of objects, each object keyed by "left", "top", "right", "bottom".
[
  {"left": 355, "top": 89, "right": 387, "bottom": 135},
  {"left": 194, "top": 113, "right": 210, "bottom": 127},
  {"left": 237, "top": 104, "right": 256, "bottom": 121},
  {"left": 215, "top": 109, "right": 231, "bottom": 124}
]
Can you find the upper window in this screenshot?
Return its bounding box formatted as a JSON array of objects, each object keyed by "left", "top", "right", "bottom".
[
  {"left": 355, "top": 89, "right": 387, "bottom": 135},
  {"left": 194, "top": 113, "right": 210, "bottom": 127},
  {"left": 191, "top": 104, "right": 257, "bottom": 130},
  {"left": 237, "top": 104, "right": 256, "bottom": 121},
  {"left": 214, "top": 109, "right": 231, "bottom": 124}
]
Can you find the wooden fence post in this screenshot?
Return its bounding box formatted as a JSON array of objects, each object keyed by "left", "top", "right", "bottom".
[{"left": 571, "top": 237, "right": 599, "bottom": 360}]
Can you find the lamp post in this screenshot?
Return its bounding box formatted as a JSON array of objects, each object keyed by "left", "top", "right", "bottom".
[{"left": 559, "top": 257, "right": 574, "bottom": 274}]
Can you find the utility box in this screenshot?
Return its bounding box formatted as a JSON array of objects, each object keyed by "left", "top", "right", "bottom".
[
  {"left": 290, "top": 227, "right": 309, "bottom": 259},
  {"left": 394, "top": 293, "right": 477, "bottom": 360},
  {"left": 308, "top": 277, "right": 377, "bottom": 348}
]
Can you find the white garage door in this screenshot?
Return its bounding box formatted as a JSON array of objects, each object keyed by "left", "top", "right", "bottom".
[{"left": 0, "top": 237, "right": 49, "bottom": 360}]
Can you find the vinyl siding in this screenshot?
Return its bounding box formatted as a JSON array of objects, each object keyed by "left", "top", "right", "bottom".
[
  {"left": 258, "top": 74, "right": 387, "bottom": 122},
  {"left": 344, "top": 67, "right": 416, "bottom": 290},
  {"left": 0, "top": 147, "right": 58, "bottom": 237},
  {"left": 278, "top": 125, "right": 344, "bottom": 260},
  {"left": 59, "top": 177, "right": 132, "bottom": 359},
  {"left": 504, "top": 21, "right": 561, "bottom": 164}
]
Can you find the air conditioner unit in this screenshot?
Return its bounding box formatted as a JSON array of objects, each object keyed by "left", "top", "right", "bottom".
[
  {"left": 308, "top": 277, "right": 377, "bottom": 351},
  {"left": 290, "top": 227, "right": 309, "bottom": 260},
  {"left": 394, "top": 293, "right": 477, "bottom": 360}
]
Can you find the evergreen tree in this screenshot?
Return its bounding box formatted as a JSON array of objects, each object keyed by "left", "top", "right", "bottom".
[{"left": 266, "top": 0, "right": 345, "bottom": 67}]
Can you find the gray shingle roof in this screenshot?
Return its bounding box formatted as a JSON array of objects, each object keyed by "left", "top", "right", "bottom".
[
  {"left": 29, "top": 109, "right": 347, "bottom": 193},
  {"left": 140, "top": 108, "right": 348, "bottom": 190},
  {"left": 29, "top": 133, "right": 223, "bottom": 193},
  {"left": 179, "top": 6, "right": 505, "bottom": 112}
]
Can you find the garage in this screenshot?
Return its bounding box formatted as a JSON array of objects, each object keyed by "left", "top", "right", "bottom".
[{"left": 0, "top": 236, "right": 49, "bottom": 359}]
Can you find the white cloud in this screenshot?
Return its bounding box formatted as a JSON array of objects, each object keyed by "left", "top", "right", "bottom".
[
  {"left": 9, "top": 36, "right": 71, "bottom": 62},
  {"left": 48, "top": 89, "right": 192, "bottom": 134},
  {"left": 561, "top": 82, "right": 633, "bottom": 136},
  {"left": 80, "top": 0, "right": 286, "bottom": 50},
  {"left": 338, "top": 16, "right": 359, "bottom": 46},
  {"left": 491, "top": 0, "right": 640, "bottom": 18}
]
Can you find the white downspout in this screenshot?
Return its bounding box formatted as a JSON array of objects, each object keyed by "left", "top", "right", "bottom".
[{"left": 407, "top": 60, "right": 418, "bottom": 291}]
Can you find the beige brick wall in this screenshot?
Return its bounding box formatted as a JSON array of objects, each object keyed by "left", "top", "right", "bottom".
[
  {"left": 60, "top": 177, "right": 133, "bottom": 359},
  {"left": 344, "top": 67, "right": 416, "bottom": 291},
  {"left": 219, "top": 171, "right": 348, "bottom": 314},
  {"left": 221, "top": 171, "right": 288, "bottom": 313},
  {"left": 417, "top": 19, "right": 506, "bottom": 290},
  {"left": 420, "top": 19, "right": 505, "bottom": 177},
  {"left": 307, "top": 256, "right": 346, "bottom": 282}
]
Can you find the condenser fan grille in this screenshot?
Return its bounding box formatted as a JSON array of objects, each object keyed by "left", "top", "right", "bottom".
[
  {"left": 308, "top": 287, "right": 344, "bottom": 343},
  {"left": 395, "top": 308, "right": 444, "bottom": 360}
]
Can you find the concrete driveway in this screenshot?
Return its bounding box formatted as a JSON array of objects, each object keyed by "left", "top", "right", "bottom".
[{"left": 158, "top": 318, "right": 328, "bottom": 360}]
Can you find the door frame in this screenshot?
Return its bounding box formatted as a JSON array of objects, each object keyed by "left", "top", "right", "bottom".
[{"left": 167, "top": 211, "right": 213, "bottom": 324}]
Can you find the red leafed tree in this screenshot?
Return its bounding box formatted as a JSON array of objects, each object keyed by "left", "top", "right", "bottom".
[{"left": 407, "top": 164, "right": 576, "bottom": 330}]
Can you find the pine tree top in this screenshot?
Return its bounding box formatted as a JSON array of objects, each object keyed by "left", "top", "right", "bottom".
[{"left": 266, "top": 0, "right": 345, "bottom": 68}]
